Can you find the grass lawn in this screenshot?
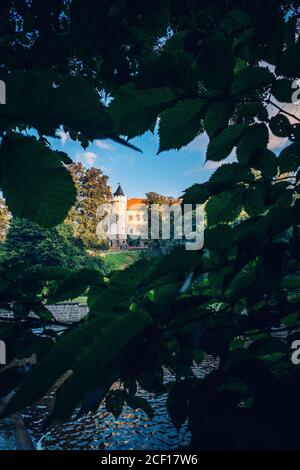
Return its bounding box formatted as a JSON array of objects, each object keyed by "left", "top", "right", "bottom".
[
  {"left": 102, "top": 251, "right": 141, "bottom": 272},
  {"left": 73, "top": 296, "right": 88, "bottom": 304}
]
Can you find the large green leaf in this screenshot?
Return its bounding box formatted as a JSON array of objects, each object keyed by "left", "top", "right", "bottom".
[
  {"left": 231, "top": 66, "right": 275, "bottom": 95},
  {"left": 197, "top": 36, "right": 234, "bottom": 92},
  {"left": 182, "top": 183, "right": 211, "bottom": 205},
  {"left": 137, "top": 51, "right": 197, "bottom": 93},
  {"left": 166, "top": 382, "right": 189, "bottom": 430},
  {"left": 237, "top": 124, "right": 269, "bottom": 164},
  {"left": 244, "top": 185, "right": 266, "bottom": 216},
  {"left": 158, "top": 98, "right": 207, "bottom": 152},
  {"left": 88, "top": 258, "right": 158, "bottom": 313},
  {"left": 0, "top": 71, "right": 128, "bottom": 146},
  {"left": 50, "top": 268, "right": 104, "bottom": 303},
  {"left": 205, "top": 224, "right": 233, "bottom": 250},
  {"left": 282, "top": 276, "right": 300, "bottom": 289},
  {"left": 278, "top": 143, "right": 300, "bottom": 173},
  {"left": 204, "top": 101, "right": 234, "bottom": 138},
  {"left": 205, "top": 188, "right": 244, "bottom": 226},
  {"left": 208, "top": 162, "right": 252, "bottom": 193},
  {"left": 236, "top": 102, "right": 268, "bottom": 121},
  {"left": 247, "top": 336, "right": 287, "bottom": 356},
  {"left": 269, "top": 114, "right": 290, "bottom": 138},
  {"left": 206, "top": 124, "right": 248, "bottom": 162},
  {"left": 224, "top": 260, "right": 259, "bottom": 301},
  {"left": 108, "top": 83, "right": 177, "bottom": 138},
  {"left": 0, "top": 134, "right": 76, "bottom": 227},
  {"left": 272, "top": 79, "right": 295, "bottom": 103},
  {"left": 277, "top": 43, "right": 300, "bottom": 77},
  {"left": 249, "top": 149, "right": 278, "bottom": 178}
]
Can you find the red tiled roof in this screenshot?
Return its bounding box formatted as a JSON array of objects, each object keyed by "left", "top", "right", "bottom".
[{"left": 127, "top": 198, "right": 145, "bottom": 209}]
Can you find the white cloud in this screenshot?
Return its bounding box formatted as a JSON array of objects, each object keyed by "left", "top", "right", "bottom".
[
  {"left": 268, "top": 131, "right": 288, "bottom": 151},
  {"left": 78, "top": 151, "right": 97, "bottom": 166},
  {"left": 95, "top": 140, "right": 115, "bottom": 151},
  {"left": 56, "top": 128, "right": 69, "bottom": 145}
]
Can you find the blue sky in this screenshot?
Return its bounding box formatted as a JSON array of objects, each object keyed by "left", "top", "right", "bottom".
[
  {"left": 51, "top": 104, "right": 290, "bottom": 199},
  {"left": 51, "top": 129, "right": 219, "bottom": 198}
]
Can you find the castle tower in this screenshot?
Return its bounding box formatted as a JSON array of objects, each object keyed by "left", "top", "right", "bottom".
[{"left": 111, "top": 183, "right": 127, "bottom": 246}]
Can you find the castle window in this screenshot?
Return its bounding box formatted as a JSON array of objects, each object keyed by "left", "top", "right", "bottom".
[
  {"left": 136, "top": 215, "right": 140, "bottom": 221},
  {"left": 129, "top": 215, "right": 133, "bottom": 221}
]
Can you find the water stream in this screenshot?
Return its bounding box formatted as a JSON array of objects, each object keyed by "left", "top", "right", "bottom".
[{"left": 24, "top": 357, "right": 217, "bottom": 451}]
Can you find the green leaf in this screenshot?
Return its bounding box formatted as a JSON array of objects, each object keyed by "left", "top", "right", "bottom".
[
  {"left": 205, "top": 224, "right": 233, "bottom": 250},
  {"left": 21, "top": 267, "right": 71, "bottom": 282},
  {"left": 138, "top": 51, "right": 197, "bottom": 93},
  {"left": 283, "top": 313, "right": 299, "bottom": 328},
  {"left": 0, "top": 71, "right": 117, "bottom": 143},
  {"left": 236, "top": 102, "right": 268, "bottom": 121},
  {"left": 109, "top": 83, "right": 176, "bottom": 138},
  {"left": 208, "top": 266, "right": 233, "bottom": 291},
  {"left": 197, "top": 36, "right": 234, "bottom": 92},
  {"left": 272, "top": 79, "right": 294, "bottom": 103},
  {"left": 284, "top": 16, "right": 297, "bottom": 47},
  {"left": 277, "top": 43, "right": 300, "bottom": 77},
  {"left": 158, "top": 98, "right": 207, "bottom": 152},
  {"left": 224, "top": 260, "right": 258, "bottom": 301},
  {"left": 278, "top": 143, "right": 300, "bottom": 173},
  {"left": 269, "top": 114, "right": 290, "bottom": 137},
  {"left": 249, "top": 149, "right": 278, "bottom": 178},
  {"left": 231, "top": 66, "right": 275, "bottom": 95},
  {"left": 282, "top": 276, "right": 300, "bottom": 289},
  {"left": 205, "top": 188, "right": 244, "bottom": 226},
  {"left": 237, "top": 124, "right": 269, "bottom": 164},
  {"left": 137, "top": 370, "right": 165, "bottom": 394},
  {"left": 88, "top": 258, "right": 158, "bottom": 313},
  {"left": 30, "top": 303, "right": 54, "bottom": 322},
  {"left": 206, "top": 124, "right": 248, "bottom": 162},
  {"left": 244, "top": 185, "right": 266, "bottom": 216},
  {"left": 105, "top": 390, "right": 125, "bottom": 419},
  {"left": 247, "top": 336, "right": 287, "bottom": 356},
  {"left": 208, "top": 162, "right": 252, "bottom": 193},
  {"left": 166, "top": 383, "right": 189, "bottom": 431},
  {"left": 204, "top": 101, "right": 234, "bottom": 138},
  {"left": 193, "top": 349, "right": 205, "bottom": 364},
  {"left": 0, "top": 134, "right": 76, "bottom": 228},
  {"left": 50, "top": 268, "right": 103, "bottom": 303},
  {"left": 182, "top": 183, "right": 211, "bottom": 205},
  {"left": 266, "top": 181, "right": 290, "bottom": 205},
  {"left": 226, "top": 9, "right": 252, "bottom": 30},
  {"left": 126, "top": 395, "right": 154, "bottom": 418}
]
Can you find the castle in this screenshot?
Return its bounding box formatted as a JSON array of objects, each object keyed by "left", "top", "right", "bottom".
[{"left": 108, "top": 184, "right": 149, "bottom": 248}]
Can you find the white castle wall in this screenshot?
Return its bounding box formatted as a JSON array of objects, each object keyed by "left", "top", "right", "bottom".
[{"left": 0, "top": 302, "right": 89, "bottom": 324}]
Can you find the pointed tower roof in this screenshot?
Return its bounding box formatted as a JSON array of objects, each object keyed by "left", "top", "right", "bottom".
[{"left": 113, "top": 183, "right": 125, "bottom": 196}]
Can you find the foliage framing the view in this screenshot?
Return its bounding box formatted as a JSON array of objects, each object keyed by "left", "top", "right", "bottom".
[{"left": 1, "top": 0, "right": 300, "bottom": 449}]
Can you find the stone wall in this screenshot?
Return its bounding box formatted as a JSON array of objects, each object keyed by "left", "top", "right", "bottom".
[{"left": 0, "top": 302, "right": 89, "bottom": 324}]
